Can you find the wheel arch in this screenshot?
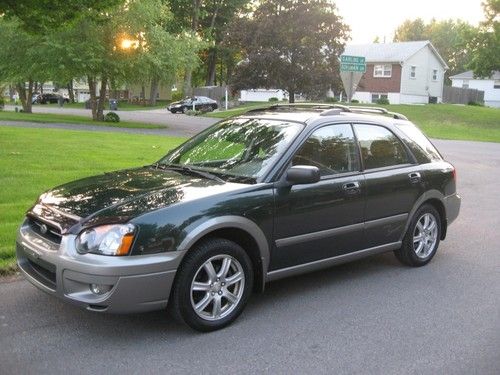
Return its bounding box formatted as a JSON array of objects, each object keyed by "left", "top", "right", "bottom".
[
  {"left": 176, "top": 216, "right": 270, "bottom": 292},
  {"left": 402, "top": 190, "right": 448, "bottom": 241}
]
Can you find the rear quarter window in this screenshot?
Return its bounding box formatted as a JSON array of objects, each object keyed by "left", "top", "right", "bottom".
[{"left": 396, "top": 122, "right": 442, "bottom": 163}]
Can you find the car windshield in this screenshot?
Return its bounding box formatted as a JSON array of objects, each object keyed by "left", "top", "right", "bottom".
[{"left": 159, "top": 118, "right": 303, "bottom": 182}]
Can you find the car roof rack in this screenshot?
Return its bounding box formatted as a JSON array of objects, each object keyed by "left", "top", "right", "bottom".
[{"left": 246, "top": 103, "right": 408, "bottom": 120}]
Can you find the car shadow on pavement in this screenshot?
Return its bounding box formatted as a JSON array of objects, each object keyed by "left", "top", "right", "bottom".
[{"left": 3, "top": 251, "right": 410, "bottom": 339}]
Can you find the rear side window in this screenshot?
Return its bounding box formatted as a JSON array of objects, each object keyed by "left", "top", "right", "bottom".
[
  {"left": 354, "top": 124, "right": 410, "bottom": 169},
  {"left": 395, "top": 123, "right": 442, "bottom": 163},
  {"left": 293, "top": 124, "right": 359, "bottom": 176}
]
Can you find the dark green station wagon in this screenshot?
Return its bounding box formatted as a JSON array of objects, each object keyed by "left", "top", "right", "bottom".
[{"left": 17, "top": 104, "right": 460, "bottom": 331}]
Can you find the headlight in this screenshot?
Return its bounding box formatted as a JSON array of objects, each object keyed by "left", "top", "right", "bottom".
[{"left": 75, "top": 224, "right": 136, "bottom": 256}]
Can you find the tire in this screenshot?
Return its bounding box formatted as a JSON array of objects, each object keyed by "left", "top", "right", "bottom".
[
  {"left": 394, "top": 204, "right": 441, "bottom": 267},
  {"left": 182, "top": 106, "right": 188, "bottom": 114},
  {"left": 169, "top": 237, "right": 254, "bottom": 332}
]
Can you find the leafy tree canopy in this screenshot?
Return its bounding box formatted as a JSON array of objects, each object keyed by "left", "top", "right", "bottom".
[
  {"left": 225, "top": 0, "right": 350, "bottom": 102},
  {"left": 394, "top": 18, "right": 478, "bottom": 80},
  {"left": 468, "top": 0, "right": 500, "bottom": 77},
  {"left": 0, "top": 0, "right": 123, "bottom": 32}
]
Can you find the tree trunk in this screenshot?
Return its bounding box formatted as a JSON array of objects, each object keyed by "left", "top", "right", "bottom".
[
  {"left": 88, "top": 75, "right": 98, "bottom": 120},
  {"left": 288, "top": 89, "right": 295, "bottom": 103},
  {"left": 206, "top": 48, "right": 217, "bottom": 86},
  {"left": 16, "top": 81, "right": 33, "bottom": 113},
  {"left": 8, "top": 85, "right": 14, "bottom": 101},
  {"left": 96, "top": 76, "right": 108, "bottom": 121},
  {"left": 67, "top": 81, "right": 75, "bottom": 103},
  {"left": 183, "top": 0, "right": 201, "bottom": 96},
  {"left": 149, "top": 77, "right": 159, "bottom": 106},
  {"left": 40, "top": 82, "right": 44, "bottom": 94}
]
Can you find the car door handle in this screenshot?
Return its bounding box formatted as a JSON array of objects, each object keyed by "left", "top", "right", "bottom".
[
  {"left": 342, "top": 181, "right": 360, "bottom": 194},
  {"left": 408, "top": 172, "right": 421, "bottom": 184}
]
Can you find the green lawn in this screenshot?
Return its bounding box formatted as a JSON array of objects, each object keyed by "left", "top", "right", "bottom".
[
  {"left": 0, "top": 111, "right": 164, "bottom": 129},
  {"left": 33, "top": 100, "right": 170, "bottom": 111},
  {"left": 0, "top": 126, "right": 185, "bottom": 274},
  {"left": 209, "top": 103, "right": 500, "bottom": 143}
]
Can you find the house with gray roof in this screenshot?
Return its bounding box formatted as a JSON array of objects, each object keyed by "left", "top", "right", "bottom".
[
  {"left": 450, "top": 70, "right": 500, "bottom": 108},
  {"left": 343, "top": 41, "right": 448, "bottom": 104}
]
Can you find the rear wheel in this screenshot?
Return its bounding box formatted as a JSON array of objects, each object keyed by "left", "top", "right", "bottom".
[
  {"left": 394, "top": 204, "right": 441, "bottom": 267},
  {"left": 169, "top": 238, "right": 253, "bottom": 332}
]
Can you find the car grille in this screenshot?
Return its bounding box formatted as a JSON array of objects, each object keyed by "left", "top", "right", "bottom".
[{"left": 27, "top": 217, "right": 62, "bottom": 244}]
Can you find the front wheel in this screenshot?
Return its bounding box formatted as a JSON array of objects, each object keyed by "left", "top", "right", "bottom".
[
  {"left": 169, "top": 238, "right": 253, "bottom": 332},
  {"left": 394, "top": 204, "right": 441, "bottom": 267}
]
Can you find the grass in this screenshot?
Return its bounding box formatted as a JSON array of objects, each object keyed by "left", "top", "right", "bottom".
[
  {"left": 0, "top": 126, "right": 185, "bottom": 273},
  {"left": 33, "top": 100, "right": 170, "bottom": 111},
  {"left": 0, "top": 111, "right": 164, "bottom": 129},
  {"left": 208, "top": 103, "right": 500, "bottom": 143}
]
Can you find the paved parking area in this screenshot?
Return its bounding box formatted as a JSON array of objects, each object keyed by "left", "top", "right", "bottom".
[{"left": 0, "top": 139, "right": 499, "bottom": 374}]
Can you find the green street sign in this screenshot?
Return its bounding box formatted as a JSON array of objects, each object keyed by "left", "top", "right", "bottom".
[
  {"left": 340, "top": 63, "right": 366, "bottom": 72},
  {"left": 340, "top": 55, "right": 366, "bottom": 73},
  {"left": 341, "top": 55, "right": 365, "bottom": 64}
]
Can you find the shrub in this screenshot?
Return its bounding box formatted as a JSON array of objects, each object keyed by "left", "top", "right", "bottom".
[
  {"left": 268, "top": 97, "right": 279, "bottom": 102},
  {"left": 171, "top": 91, "right": 184, "bottom": 102},
  {"left": 324, "top": 97, "right": 338, "bottom": 103},
  {"left": 104, "top": 112, "right": 120, "bottom": 122},
  {"left": 0, "top": 97, "right": 5, "bottom": 110},
  {"left": 467, "top": 101, "right": 483, "bottom": 106},
  {"left": 376, "top": 97, "right": 390, "bottom": 105},
  {"left": 185, "top": 109, "right": 202, "bottom": 116},
  {"left": 350, "top": 99, "right": 359, "bottom": 103}
]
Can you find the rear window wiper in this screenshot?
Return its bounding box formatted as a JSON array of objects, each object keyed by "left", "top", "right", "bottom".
[{"left": 155, "top": 163, "right": 225, "bottom": 183}]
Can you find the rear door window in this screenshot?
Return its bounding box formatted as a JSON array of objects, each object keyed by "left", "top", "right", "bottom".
[{"left": 354, "top": 124, "right": 410, "bottom": 170}]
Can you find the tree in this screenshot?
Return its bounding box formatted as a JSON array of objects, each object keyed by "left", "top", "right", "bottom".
[
  {"left": 168, "top": 0, "right": 251, "bottom": 92},
  {"left": 0, "top": 0, "right": 122, "bottom": 32},
  {"left": 0, "top": 18, "right": 53, "bottom": 112},
  {"left": 394, "top": 18, "right": 479, "bottom": 80},
  {"left": 468, "top": 0, "right": 500, "bottom": 77},
  {"left": 225, "top": 0, "right": 349, "bottom": 103},
  {"left": 45, "top": 0, "right": 203, "bottom": 119}
]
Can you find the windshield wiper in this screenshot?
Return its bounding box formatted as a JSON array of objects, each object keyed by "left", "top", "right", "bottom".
[{"left": 155, "top": 163, "right": 225, "bottom": 183}]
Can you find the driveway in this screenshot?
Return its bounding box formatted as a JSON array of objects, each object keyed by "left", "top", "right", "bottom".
[{"left": 0, "top": 139, "right": 499, "bottom": 374}]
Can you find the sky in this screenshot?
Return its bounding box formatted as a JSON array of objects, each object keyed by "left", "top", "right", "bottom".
[{"left": 335, "top": 0, "right": 485, "bottom": 44}]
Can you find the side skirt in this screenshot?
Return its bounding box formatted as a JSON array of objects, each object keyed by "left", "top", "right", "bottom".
[{"left": 265, "top": 242, "right": 401, "bottom": 282}]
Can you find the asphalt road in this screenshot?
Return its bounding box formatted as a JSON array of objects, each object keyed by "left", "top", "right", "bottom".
[
  {"left": 2, "top": 105, "right": 218, "bottom": 137},
  {"left": 1, "top": 139, "right": 499, "bottom": 374}
]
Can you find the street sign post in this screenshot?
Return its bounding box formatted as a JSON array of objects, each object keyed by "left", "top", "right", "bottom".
[{"left": 340, "top": 55, "right": 366, "bottom": 103}]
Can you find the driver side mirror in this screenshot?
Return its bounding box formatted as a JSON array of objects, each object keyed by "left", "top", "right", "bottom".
[{"left": 286, "top": 165, "right": 320, "bottom": 185}]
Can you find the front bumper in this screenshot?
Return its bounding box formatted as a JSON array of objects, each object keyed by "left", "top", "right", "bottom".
[{"left": 16, "top": 220, "right": 186, "bottom": 313}]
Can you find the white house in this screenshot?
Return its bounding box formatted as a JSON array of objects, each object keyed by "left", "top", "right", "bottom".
[
  {"left": 239, "top": 89, "right": 288, "bottom": 102},
  {"left": 343, "top": 41, "right": 448, "bottom": 104},
  {"left": 449, "top": 70, "right": 500, "bottom": 108}
]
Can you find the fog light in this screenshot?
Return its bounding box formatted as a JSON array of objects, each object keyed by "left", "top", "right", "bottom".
[{"left": 90, "top": 283, "right": 111, "bottom": 295}]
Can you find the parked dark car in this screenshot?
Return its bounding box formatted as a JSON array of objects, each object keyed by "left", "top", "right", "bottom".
[
  {"left": 34, "top": 93, "right": 69, "bottom": 104},
  {"left": 16, "top": 104, "right": 460, "bottom": 332},
  {"left": 168, "top": 96, "right": 218, "bottom": 113}
]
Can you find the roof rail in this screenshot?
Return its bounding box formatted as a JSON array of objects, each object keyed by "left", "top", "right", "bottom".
[
  {"left": 245, "top": 102, "right": 408, "bottom": 120},
  {"left": 346, "top": 106, "right": 408, "bottom": 120}
]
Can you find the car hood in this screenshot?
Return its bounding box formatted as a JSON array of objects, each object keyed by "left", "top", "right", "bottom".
[{"left": 32, "top": 167, "right": 245, "bottom": 230}]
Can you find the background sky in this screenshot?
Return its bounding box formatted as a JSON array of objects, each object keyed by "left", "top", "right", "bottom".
[{"left": 335, "top": 0, "right": 485, "bottom": 44}]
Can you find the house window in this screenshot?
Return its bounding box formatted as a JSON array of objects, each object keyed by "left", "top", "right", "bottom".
[
  {"left": 494, "top": 80, "right": 500, "bottom": 89},
  {"left": 371, "top": 93, "right": 388, "bottom": 103},
  {"left": 410, "top": 66, "right": 416, "bottom": 79},
  {"left": 432, "top": 69, "right": 438, "bottom": 81},
  {"left": 462, "top": 80, "right": 469, "bottom": 89},
  {"left": 374, "top": 64, "right": 392, "bottom": 77}
]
